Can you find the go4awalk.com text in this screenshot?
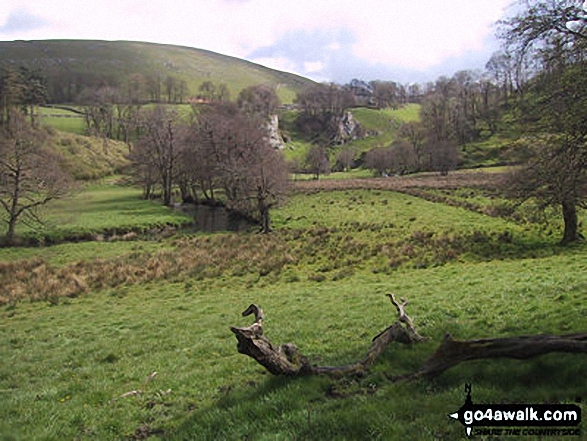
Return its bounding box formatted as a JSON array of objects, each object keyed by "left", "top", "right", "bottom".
[{"left": 449, "top": 384, "right": 582, "bottom": 437}]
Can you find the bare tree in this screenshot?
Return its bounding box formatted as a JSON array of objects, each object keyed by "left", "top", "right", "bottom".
[
  {"left": 499, "top": 0, "right": 587, "bottom": 243},
  {"left": 192, "top": 103, "right": 288, "bottom": 232},
  {"left": 0, "top": 112, "right": 71, "bottom": 242},
  {"left": 335, "top": 147, "right": 356, "bottom": 172},
  {"left": 217, "top": 83, "right": 231, "bottom": 102},
  {"left": 425, "top": 139, "right": 460, "bottom": 176},
  {"left": 198, "top": 81, "right": 216, "bottom": 102},
  {"left": 398, "top": 122, "right": 427, "bottom": 170},
  {"left": 249, "top": 142, "right": 289, "bottom": 233},
  {"left": 238, "top": 85, "right": 280, "bottom": 118},
  {"left": 135, "top": 106, "right": 181, "bottom": 206},
  {"left": 304, "top": 145, "right": 330, "bottom": 179},
  {"left": 364, "top": 146, "right": 394, "bottom": 177},
  {"left": 127, "top": 135, "right": 159, "bottom": 200},
  {"left": 80, "top": 85, "right": 120, "bottom": 139},
  {"left": 390, "top": 141, "right": 417, "bottom": 175}
]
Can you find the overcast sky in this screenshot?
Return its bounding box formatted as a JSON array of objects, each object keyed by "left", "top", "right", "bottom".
[{"left": 0, "top": 0, "right": 512, "bottom": 84}]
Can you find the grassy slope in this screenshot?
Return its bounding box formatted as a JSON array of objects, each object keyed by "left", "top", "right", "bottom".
[
  {"left": 0, "top": 40, "right": 313, "bottom": 104},
  {"left": 281, "top": 104, "right": 421, "bottom": 165},
  {"left": 50, "top": 130, "right": 130, "bottom": 179},
  {"left": 0, "top": 186, "right": 585, "bottom": 440}
]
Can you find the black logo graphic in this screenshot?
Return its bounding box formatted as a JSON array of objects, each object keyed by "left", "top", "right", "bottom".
[{"left": 449, "top": 384, "right": 582, "bottom": 437}]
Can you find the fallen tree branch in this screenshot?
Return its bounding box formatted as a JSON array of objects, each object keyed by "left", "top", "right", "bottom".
[
  {"left": 230, "top": 294, "right": 422, "bottom": 376},
  {"left": 394, "top": 332, "right": 587, "bottom": 381},
  {"left": 230, "top": 296, "right": 587, "bottom": 380}
]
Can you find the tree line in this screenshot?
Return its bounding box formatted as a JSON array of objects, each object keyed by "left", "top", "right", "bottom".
[
  {"left": 0, "top": 66, "right": 48, "bottom": 129},
  {"left": 1, "top": 0, "right": 584, "bottom": 243},
  {"left": 128, "top": 85, "right": 287, "bottom": 233}
]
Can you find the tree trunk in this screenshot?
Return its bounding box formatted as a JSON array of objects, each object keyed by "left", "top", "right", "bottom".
[
  {"left": 6, "top": 216, "right": 17, "bottom": 242},
  {"left": 6, "top": 168, "right": 21, "bottom": 241},
  {"left": 257, "top": 189, "right": 271, "bottom": 234},
  {"left": 231, "top": 295, "right": 587, "bottom": 380},
  {"left": 561, "top": 198, "right": 582, "bottom": 244}
]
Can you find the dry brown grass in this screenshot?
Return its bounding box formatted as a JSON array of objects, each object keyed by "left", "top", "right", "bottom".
[
  {"left": 0, "top": 222, "right": 520, "bottom": 306},
  {"left": 292, "top": 171, "right": 505, "bottom": 193},
  {"left": 0, "top": 233, "right": 297, "bottom": 305}
]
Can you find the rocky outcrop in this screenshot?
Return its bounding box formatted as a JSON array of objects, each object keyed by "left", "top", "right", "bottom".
[
  {"left": 267, "top": 114, "right": 285, "bottom": 149},
  {"left": 332, "top": 111, "right": 364, "bottom": 145}
]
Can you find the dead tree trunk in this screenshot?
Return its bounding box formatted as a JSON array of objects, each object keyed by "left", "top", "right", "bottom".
[
  {"left": 230, "top": 295, "right": 587, "bottom": 380},
  {"left": 398, "top": 332, "right": 587, "bottom": 381},
  {"left": 230, "top": 295, "right": 424, "bottom": 377}
]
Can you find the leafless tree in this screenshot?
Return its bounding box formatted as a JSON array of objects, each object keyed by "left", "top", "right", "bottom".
[
  {"left": 424, "top": 139, "right": 460, "bottom": 176},
  {"left": 335, "top": 147, "right": 356, "bottom": 172},
  {"left": 134, "top": 106, "right": 182, "bottom": 206},
  {"left": 498, "top": 0, "right": 587, "bottom": 243},
  {"left": 364, "top": 146, "right": 394, "bottom": 177},
  {"left": 198, "top": 81, "right": 216, "bottom": 102},
  {"left": 304, "top": 145, "right": 330, "bottom": 179},
  {"left": 238, "top": 85, "right": 280, "bottom": 118},
  {"left": 192, "top": 103, "right": 289, "bottom": 232},
  {"left": 0, "top": 112, "right": 71, "bottom": 242},
  {"left": 398, "top": 122, "right": 427, "bottom": 170},
  {"left": 390, "top": 141, "right": 417, "bottom": 175}
]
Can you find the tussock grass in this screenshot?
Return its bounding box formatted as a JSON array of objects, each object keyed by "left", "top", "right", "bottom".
[
  {"left": 0, "top": 186, "right": 585, "bottom": 439},
  {"left": 50, "top": 130, "right": 130, "bottom": 180},
  {"left": 1, "top": 190, "right": 559, "bottom": 305},
  {"left": 1, "top": 251, "right": 585, "bottom": 439}
]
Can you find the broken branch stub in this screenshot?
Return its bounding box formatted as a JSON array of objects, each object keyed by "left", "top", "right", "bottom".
[{"left": 230, "top": 304, "right": 313, "bottom": 376}]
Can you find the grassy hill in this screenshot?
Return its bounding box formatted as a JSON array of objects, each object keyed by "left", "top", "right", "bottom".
[
  {"left": 281, "top": 104, "right": 422, "bottom": 165},
  {"left": 0, "top": 40, "right": 314, "bottom": 103}
]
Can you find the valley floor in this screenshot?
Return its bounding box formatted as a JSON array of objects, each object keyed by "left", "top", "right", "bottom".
[{"left": 0, "top": 177, "right": 585, "bottom": 440}]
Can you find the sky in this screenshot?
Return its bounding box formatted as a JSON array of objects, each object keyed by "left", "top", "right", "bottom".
[{"left": 0, "top": 0, "right": 512, "bottom": 84}]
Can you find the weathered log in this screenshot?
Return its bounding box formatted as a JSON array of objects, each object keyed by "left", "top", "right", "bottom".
[
  {"left": 230, "top": 296, "right": 587, "bottom": 380},
  {"left": 395, "top": 332, "right": 587, "bottom": 381},
  {"left": 230, "top": 294, "right": 422, "bottom": 376}
]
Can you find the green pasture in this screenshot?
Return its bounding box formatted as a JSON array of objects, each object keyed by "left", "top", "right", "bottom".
[
  {"left": 0, "top": 185, "right": 585, "bottom": 440},
  {"left": 2, "top": 182, "right": 192, "bottom": 246},
  {"left": 1, "top": 250, "right": 585, "bottom": 440},
  {"left": 40, "top": 113, "right": 86, "bottom": 135}
]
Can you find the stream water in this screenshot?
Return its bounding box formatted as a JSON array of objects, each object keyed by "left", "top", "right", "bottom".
[{"left": 176, "top": 204, "right": 255, "bottom": 233}]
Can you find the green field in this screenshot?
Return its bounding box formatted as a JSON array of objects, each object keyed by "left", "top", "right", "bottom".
[
  {"left": 1, "top": 182, "right": 192, "bottom": 247},
  {"left": 39, "top": 107, "right": 87, "bottom": 135},
  {"left": 1, "top": 182, "right": 585, "bottom": 440}
]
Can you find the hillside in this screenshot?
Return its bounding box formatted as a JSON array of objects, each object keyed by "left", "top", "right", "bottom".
[
  {"left": 49, "top": 129, "right": 130, "bottom": 180},
  {"left": 0, "top": 40, "right": 314, "bottom": 103}
]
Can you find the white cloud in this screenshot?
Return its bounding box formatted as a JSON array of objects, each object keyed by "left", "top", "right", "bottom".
[
  {"left": 303, "top": 61, "right": 324, "bottom": 74},
  {"left": 0, "top": 7, "right": 48, "bottom": 33},
  {"left": 0, "top": 0, "right": 511, "bottom": 82},
  {"left": 250, "top": 57, "right": 298, "bottom": 75}
]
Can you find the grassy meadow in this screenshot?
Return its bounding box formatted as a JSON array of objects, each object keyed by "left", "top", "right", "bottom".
[
  {"left": 1, "top": 177, "right": 586, "bottom": 440},
  {"left": 0, "top": 181, "right": 192, "bottom": 250}
]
